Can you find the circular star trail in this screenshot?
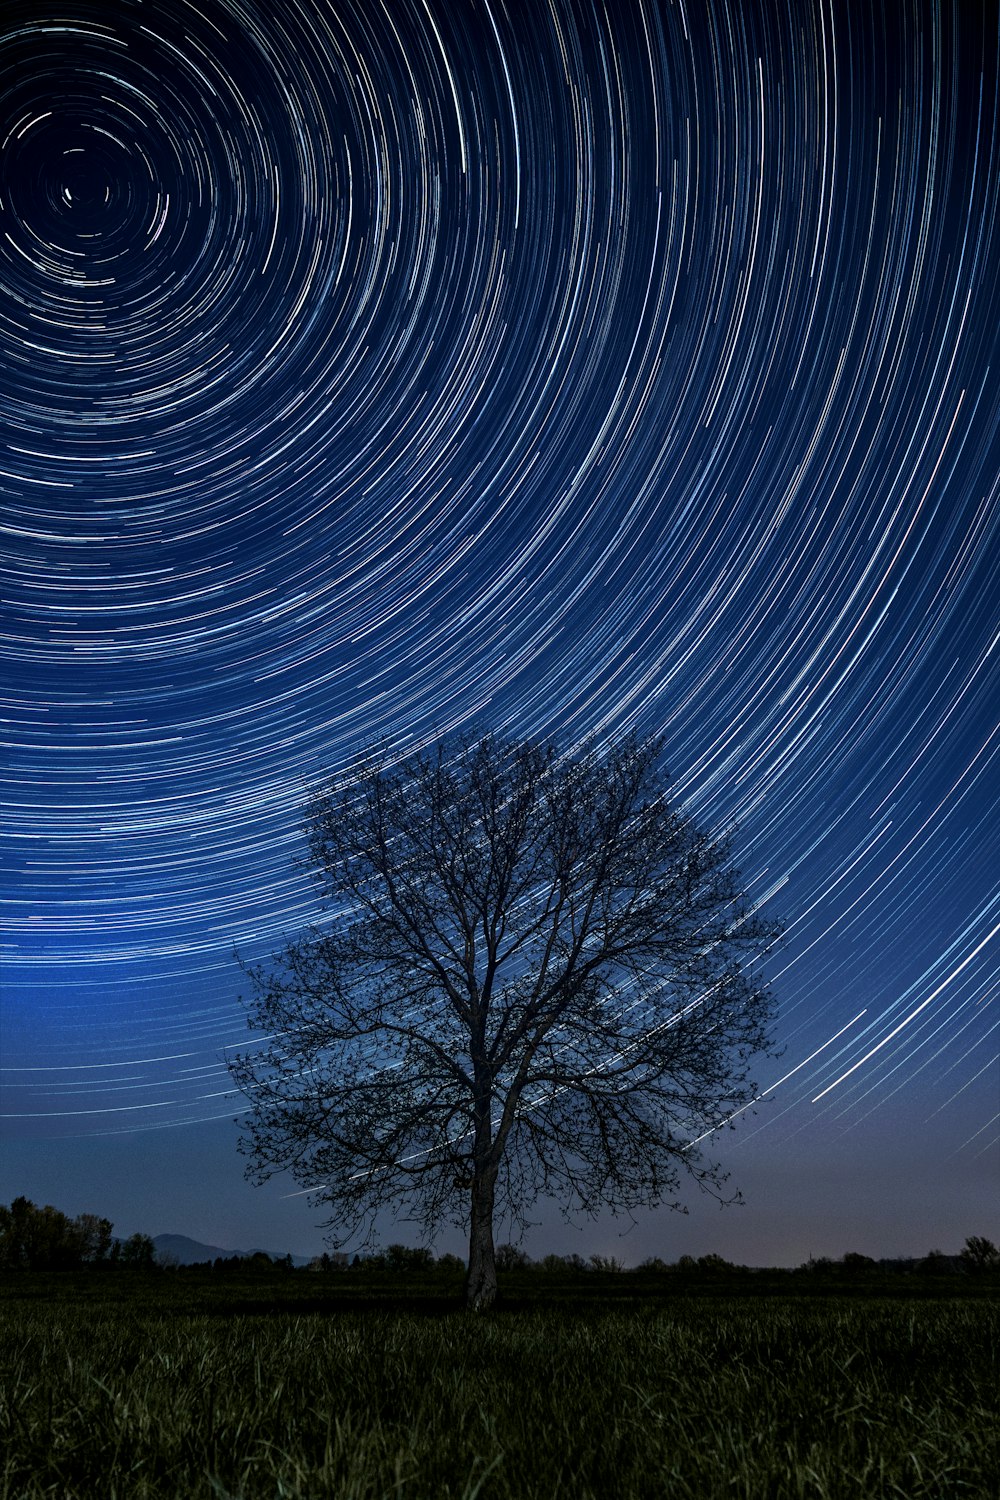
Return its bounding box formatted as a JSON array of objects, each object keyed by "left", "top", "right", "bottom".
[{"left": 1, "top": 0, "right": 998, "bottom": 1171}]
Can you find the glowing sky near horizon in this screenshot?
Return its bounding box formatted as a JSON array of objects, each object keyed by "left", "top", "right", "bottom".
[{"left": 1, "top": 0, "right": 997, "bottom": 1229}]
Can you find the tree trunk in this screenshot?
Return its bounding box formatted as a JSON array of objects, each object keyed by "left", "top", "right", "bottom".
[{"left": 465, "top": 1170, "right": 498, "bottom": 1310}]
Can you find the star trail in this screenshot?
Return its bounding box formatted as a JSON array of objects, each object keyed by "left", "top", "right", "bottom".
[{"left": 1, "top": 0, "right": 997, "bottom": 1259}]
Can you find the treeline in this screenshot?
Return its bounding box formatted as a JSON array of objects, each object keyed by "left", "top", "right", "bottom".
[
  {"left": 199, "top": 1246, "right": 465, "bottom": 1274},
  {"left": 294, "top": 1238, "right": 999, "bottom": 1279},
  {"left": 0, "top": 1197, "right": 155, "bottom": 1271},
  {"left": 3, "top": 1196, "right": 996, "bottom": 1280}
]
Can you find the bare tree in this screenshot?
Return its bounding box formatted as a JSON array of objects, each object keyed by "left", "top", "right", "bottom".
[{"left": 229, "top": 733, "right": 779, "bottom": 1308}]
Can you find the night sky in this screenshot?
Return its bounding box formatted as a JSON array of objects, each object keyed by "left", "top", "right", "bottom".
[{"left": 1, "top": 0, "right": 997, "bottom": 1266}]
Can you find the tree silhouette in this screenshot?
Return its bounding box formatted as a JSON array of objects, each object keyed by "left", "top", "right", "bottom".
[
  {"left": 0, "top": 1198, "right": 117, "bottom": 1270},
  {"left": 959, "top": 1235, "right": 999, "bottom": 1274},
  {"left": 229, "top": 732, "right": 779, "bottom": 1308}
]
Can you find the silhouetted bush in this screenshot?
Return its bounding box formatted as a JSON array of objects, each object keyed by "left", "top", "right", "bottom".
[
  {"left": 958, "top": 1235, "right": 999, "bottom": 1274},
  {"left": 840, "top": 1252, "right": 877, "bottom": 1278},
  {"left": 496, "top": 1243, "right": 531, "bottom": 1271}
]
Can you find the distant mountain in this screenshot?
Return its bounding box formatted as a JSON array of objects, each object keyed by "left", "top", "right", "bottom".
[{"left": 152, "top": 1233, "right": 312, "bottom": 1268}]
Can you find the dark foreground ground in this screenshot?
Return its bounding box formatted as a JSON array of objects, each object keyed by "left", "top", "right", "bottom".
[{"left": 1, "top": 1270, "right": 996, "bottom": 1499}]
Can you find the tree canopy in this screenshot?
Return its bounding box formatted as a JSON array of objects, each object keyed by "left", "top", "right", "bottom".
[
  {"left": 0, "top": 1197, "right": 155, "bottom": 1270},
  {"left": 230, "top": 732, "right": 780, "bottom": 1307}
]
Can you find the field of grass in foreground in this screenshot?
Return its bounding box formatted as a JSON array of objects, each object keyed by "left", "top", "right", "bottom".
[{"left": 0, "top": 1275, "right": 996, "bottom": 1499}]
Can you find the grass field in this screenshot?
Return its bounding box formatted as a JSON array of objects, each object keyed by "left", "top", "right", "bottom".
[{"left": 0, "top": 1272, "right": 995, "bottom": 1499}]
